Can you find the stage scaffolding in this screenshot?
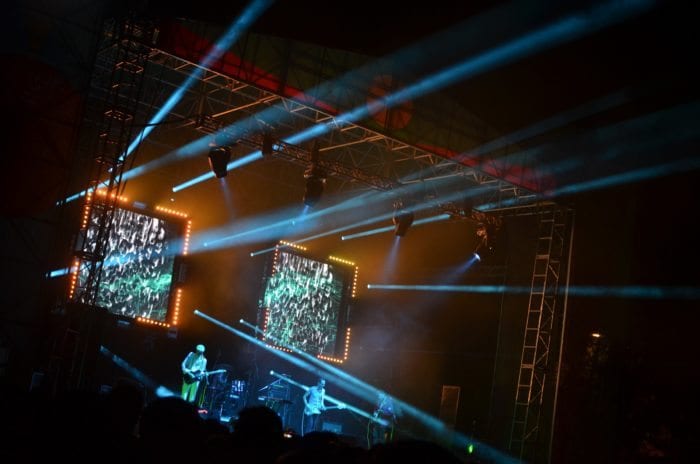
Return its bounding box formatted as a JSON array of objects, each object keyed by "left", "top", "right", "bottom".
[
  {"left": 50, "top": 16, "right": 158, "bottom": 391},
  {"left": 50, "top": 14, "right": 574, "bottom": 461},
  {"left": 508, "top": 204, "right": 575, "bottom": 463}
]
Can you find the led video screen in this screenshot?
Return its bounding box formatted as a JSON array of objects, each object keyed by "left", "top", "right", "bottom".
[
  {"left": 260, "top": 250, "right": 353, "bottom": 358},
  {"left": 77, "top": 202, "right": 185, "bottom": 323}
]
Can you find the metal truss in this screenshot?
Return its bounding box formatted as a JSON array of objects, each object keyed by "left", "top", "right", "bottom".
[
  {"left": 509, "top": 205, "right": 574, "bottom": 463},
  {"left": 48, "top": 16, "right": 575, "bottom": 455},
  {"left": 118, "top": 46, "right": 537, "bottom": 216},
  {"left": 58, "top": 17, "right": 158, "bottom": 390},
  {"left": 72, "top": 18, "right": 157, "bottom": 306}
]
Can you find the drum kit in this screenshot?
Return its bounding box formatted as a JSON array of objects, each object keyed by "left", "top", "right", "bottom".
[
  {"left": 202, "top": 368, "right": 294, "bottom": 428},
  {"left": 230, "top": 379, "right": 247, "bottom": 400},
  {"left": 202, "top": 366, "right": 248, "bottom": 422}
]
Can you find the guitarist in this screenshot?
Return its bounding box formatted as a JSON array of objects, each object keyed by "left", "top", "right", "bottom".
[
  {"left": 181, "top": 344, "right": 207, "bottom": 403},
  {"left": 369, "top": 391, "right": 398, "bottom": 445},
  {"left": 302, "top": 378, "right": 327, "bottom": 435}
]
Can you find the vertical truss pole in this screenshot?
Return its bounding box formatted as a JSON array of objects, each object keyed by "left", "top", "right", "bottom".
[
  {"left": 73, "top": 17, "right": 155, "bottom": 307},
  {"left": 63, "top": 16, "right": 157, "bottom": 390},
  {"left": 548, "top": 212, "right": 575, "bottom": 462},
  {"left": 509, "top": 206, "right": 574, "bottom": 462}
]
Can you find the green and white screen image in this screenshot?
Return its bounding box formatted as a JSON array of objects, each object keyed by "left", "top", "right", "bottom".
[
  {"left": 78, "top": 206, "right": 183, "bottom": 322},
  {"left": 262, "top": 251, "right": 348, "bottom": 357}
]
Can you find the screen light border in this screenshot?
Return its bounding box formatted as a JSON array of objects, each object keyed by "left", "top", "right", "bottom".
[
  {"left": 68, "top": 192, "right": 191, "bottom": 328},
  {"left": 260, "top": 242, "right": 357, "bottom": 363}
]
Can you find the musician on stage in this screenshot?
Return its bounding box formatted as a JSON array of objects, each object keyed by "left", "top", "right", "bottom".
[
  {"left": 369, "top": 391, "right": 398, "bottom": 445},
  {"left": 181, "top": 344, "right": 207, "bottom": 403},
  {"left": 302, "top": 377, "right": 327, "bottom": 435}
]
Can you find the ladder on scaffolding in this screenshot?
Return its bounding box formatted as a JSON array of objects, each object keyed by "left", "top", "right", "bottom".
[{"left": 509, "top": 205, "right": 573, "bottom": 463}]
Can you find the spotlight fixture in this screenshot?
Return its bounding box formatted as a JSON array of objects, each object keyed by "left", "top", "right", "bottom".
[
  {"left": 303, "top": 142, "right": 326, "bottom": 207},
  {"left": 461, "top": 197, "right": 474, "bottom": 217},
  {"left": 303, "top": 165, "right": 326, "bottom": 207},
  {"left": 392, "top": 200, "right": 414, "bottom": 237},
  {"left": 208, "top": 146, "right": 231, "bottom": 178},
  {"left": 262, "top": 133, "right": 274, "bottom": 157}
]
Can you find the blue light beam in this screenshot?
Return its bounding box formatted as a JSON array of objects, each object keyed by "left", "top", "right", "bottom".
[
  {"left": 281, "top": 0, "right": 653, "bottom": 150},
  {"left": 60, "top": 0, "right": 273, "bottom": 204},
  {"left": 367, "top": 284, "right": 700, "bottom": 300},
  {"left": 173, "top": 0, "right": 652, "bottom": 192},
  {"left": 99, "top": 345, "right": 175, "bottom": 396},
  {"left": 341, "top": 213, "right": 450, "bottom": 241},
  {"left": 239, "top": 319, "right": 518, "bottom": 462},
  {"left": 122, "top": 0, "right": 274, "bottom": 163}
]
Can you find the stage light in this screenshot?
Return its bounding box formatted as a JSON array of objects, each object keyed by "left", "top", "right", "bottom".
[
  {"left": 208, "top": 146, "right": 231, "bottom": 178},
  {"left": 303, "top": 165, "right": 326, "bottom": 207},
  {"left": 461, "top": 196, "right": 474, "bottom": 217},
  {"left": 392, "top": 201, "right": 414, "bottom": 237},
  {"left": 262, "top": 133, "right": 274, "bottom": 157}
]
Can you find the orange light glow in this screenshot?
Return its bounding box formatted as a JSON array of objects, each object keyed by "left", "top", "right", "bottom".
[
  {"left": 317, "top": 354, "right": 344, "bottom": 364},
  {"left": 352, "top": 266, "right": 359, "bottom": 298},
  {"left": 182, "top": 221, "right": 192, "bottom": 256},
  {"left": 95, "top": 189, "right": 128, "bottom": 203},
  {"left": 328, "top": 255, "right": 355, "bottom": 266},
  {"left": 170, "top": 288, "right": 183, "bottom": 326},
  {"left": 68, "top": 259, "right": 81, "bottom": 299},
  {"left": 279, "top": 240, "right": 307, "bottom": 251},
  {"left": 155, "top": 205, "right": 190, "bottom": 218},
  {"left": 137, "top": 316, "right": 170, "bottom": 327}
]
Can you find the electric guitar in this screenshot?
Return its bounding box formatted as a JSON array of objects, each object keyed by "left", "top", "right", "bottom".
[
  {"left": 304, "top": 403, "right": 346, "bottom": 416},
  {"left": 182, "top": 368, "right": 226, "bottom": 385}
]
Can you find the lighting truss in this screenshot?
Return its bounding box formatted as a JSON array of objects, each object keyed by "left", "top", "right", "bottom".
[{"left": 106, "top": 43, "right": 539, "bottom": 212}]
